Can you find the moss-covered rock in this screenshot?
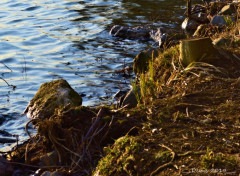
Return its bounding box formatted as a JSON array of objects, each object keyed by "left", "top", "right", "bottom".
[
  {"left": 24, "top": 79, "right": 82, "bottom": 119},
  {"left": 133, "top": 47, "right": 161, "bottom": 75}
]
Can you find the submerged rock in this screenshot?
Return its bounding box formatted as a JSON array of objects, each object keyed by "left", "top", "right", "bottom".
[
  {"left": 109, "top": 25, "right": 151, "bottom": 40},
  {"left": 110, "top": 25, "right": 185, "bottom": 47},
  {"left": 24, "top": 79, "right": 82, "bottom": 119}
]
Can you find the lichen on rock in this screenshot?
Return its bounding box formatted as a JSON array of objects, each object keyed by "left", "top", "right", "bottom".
[{"left": 24, "top": 79, "right": 82, "bottom": 119}]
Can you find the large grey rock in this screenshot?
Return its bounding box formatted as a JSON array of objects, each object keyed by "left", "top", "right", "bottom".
[
  {"left": 181, "top": 18, "right": 200, "bottom": 32},
  {"left": 24, "top": 79, "right": 82, "bottom": 119},
  {"left": 210, "top": 15, "right": 226, "bottom": 25},
  {"left": 210, "top": 15, "right": 235, "bottom": 26}
]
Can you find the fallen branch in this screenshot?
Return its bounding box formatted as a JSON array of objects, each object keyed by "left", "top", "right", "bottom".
[{"left": 0, "top": 77, "right": 16, "bottom": 90}]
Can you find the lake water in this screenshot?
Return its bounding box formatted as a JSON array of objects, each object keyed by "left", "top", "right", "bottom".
[{"left": 0, "top": 0, "right": 190, "bottom": 149}]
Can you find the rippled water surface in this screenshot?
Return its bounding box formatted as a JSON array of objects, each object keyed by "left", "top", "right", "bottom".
[{"left": 0, "top": 0, "right": 189, "bottom": 149}]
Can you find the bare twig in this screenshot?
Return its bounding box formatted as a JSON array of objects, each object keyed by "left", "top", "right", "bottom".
[
  {"left": 0, "top": 77, "right": 11, "bottom": 87},
  {"left": 83, "top": 108, "right": 104, "bottom": 141},
  {"left": 85, "top": 123, "right": 107, "bottom": 153},
  {"left": 25, "top": 143, "right": 30, "bottom": 163},
  {"left": 177, "top": 151, "right": 205, "bottom": 157},
  {"left": 1, "top": 62, "right": 12, "bottom": 72},
  {"left": 72, "top": 108, "right": 105, "bottom": 170},
  {"left": 0, "top": 77, "right": 16, "bottom": 90}
]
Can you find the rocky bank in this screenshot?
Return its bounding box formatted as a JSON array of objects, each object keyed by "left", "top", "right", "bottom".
[{"left": 1, "top": 0, "right": 240, "bottom": 176}]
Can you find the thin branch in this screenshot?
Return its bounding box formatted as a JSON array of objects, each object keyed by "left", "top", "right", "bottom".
[
  {"left": 0, "top": 77, "right": 11, "bottom": 86},
  {"left": 83, "top": 108, "right": 104, "bottom": 141},
  {"left": 72, "top": 108, "right": 105, "bottom": 170},
  {"left": 0, "top": 77, "right": 16, "bottom": 90},
  {"left": 1, "top": 62, "right": 12, "bottom": 72}
]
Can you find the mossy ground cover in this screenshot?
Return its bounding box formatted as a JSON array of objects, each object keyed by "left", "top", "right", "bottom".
[
  {"left": 94, "top": 74, "right": 240, "bottom": 175},
  {"left": 94, "top": 39, "right": 240, "bottom": 175}
]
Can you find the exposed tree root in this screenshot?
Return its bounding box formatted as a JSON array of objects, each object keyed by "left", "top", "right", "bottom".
[{"left": 150, "top": 143, "right": 206, "bottom": 176}]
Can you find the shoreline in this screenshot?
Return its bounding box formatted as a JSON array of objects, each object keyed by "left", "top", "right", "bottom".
[{"left": 1, "top": 1, "right": 240, "bottom": 175}]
